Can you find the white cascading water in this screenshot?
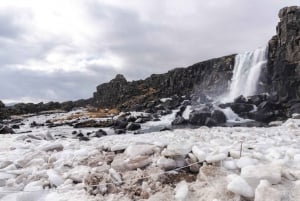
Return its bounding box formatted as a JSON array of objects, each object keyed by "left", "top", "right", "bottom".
[{"left": 222, "top": 46, "right": 268, "bottom": 102}]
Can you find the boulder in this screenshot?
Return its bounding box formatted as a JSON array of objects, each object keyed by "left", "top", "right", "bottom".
[
  {"left": 234, "top": 95, "right": 248, "bottom": 104},
  {"left": 172, "top": 116, "right": 188, "bottom": 125},
  {"left": 126, "top": 122, "right": 141, "bottom": 131},
  {"left": 114, "top": 129, "right": 126, "bottom": 134},
  {"left": 247, "top": 94, "right": 268, "bottom": 106},
  {"left": 211, "top": 110, "right": 227, "bottom": 124},
  {"left": 0, "top": 125, "right": 14, "bottom": 134},
  {"left": 114, "top": 120, "right": 128, "bottom": 129},
  {"left": 189, "top": 110, "right": 211, "bottom": 126},
  {"left": 230, "top": 103, "right": 254, "bottom": 114},
  {"left": 204, "top": 117, "right": 217, "bottom": 127},
  {"left": 94, "top": 129, "right": 107, "bottom": 137}
]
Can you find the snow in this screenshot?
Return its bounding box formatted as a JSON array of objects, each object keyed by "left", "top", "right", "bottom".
[{"left": 0, "top": 109, "right": 300, "bottom": 200}]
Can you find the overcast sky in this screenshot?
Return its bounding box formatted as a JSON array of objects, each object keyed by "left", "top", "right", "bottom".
[{"left": 0, "top": 0, "right": 298, "bottom": 103}]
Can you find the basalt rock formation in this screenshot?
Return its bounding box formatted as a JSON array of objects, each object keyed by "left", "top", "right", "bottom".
[
  {"left": 264, "top": 6, "right": 300, "bottom": 115},
  {"left": 93, "top": 6, "right": 300, "bottom": 119},
  {"left": 266, "top": 6, "right": 300, "bottom": 101},
  {"left": 93, "top": 55, "right": 235, "bottom": 110}
]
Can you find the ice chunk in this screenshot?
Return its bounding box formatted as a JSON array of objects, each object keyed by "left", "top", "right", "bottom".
[
  {"left": 157, "top": 157, "right": 177, "bottom": 171},
  {"left": 254, "top": 180, "right": 281, "bottom": 201},
  {"left": 109, "top": 168, "right": 123, "bottom": 185},
  {"left": 191, "top": 146, "right": 206, "bottom": 162},
  {"left": 125, "top": 155, "right": 152, "bottom": 170},
  {"left": 206, "top": 153, "right": 227, "bottom": 163},
  {"left": 41, "top": 143, "right": 63, "bottom": 152},
  {"left": 110, "top": 144, "right": 128, "bottom": 152},
  {"left": 0, "top": 172, "right": 15, "bottom": 187},
  {"left": 241, "top": 165, "right": 282, "bottom": 188},
  {"left": 175, "top": 180, "right": 189, "bottom": 201},
  {"left": 47, "top": 169, "right": 64, "bottom": 187},
  {"left": 125, "top": 144, "right": 155, "bottom": 158},
  {"left": 236, "top": 156, "right": 258, "bottom": 168},
  {"left": 223, "top": 160, "right": 237, "bottom": 170},
  {"left": 227, "top": 175, "right": 254, "bottom": 198},
  {"left": 162, "top": 143, "right": 192, "bottom": 158}
]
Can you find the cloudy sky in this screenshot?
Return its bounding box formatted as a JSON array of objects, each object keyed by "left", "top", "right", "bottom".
[{"left": 0, "top": 0, "right": 298, "bottom": 103}]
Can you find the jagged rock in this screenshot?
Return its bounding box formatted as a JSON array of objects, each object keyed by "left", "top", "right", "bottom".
[
  {"left": 211, "top": 110, "right": 227, "bottom": 124},
  {"left": 114, "top": 129, "right": 126, "bottom": 134},
  {"left": 94, "top": 129, "right": 107, "bottom": 138},
  {"left": 172, "top": 116, "right": 187, "bottom": 125},
  {"left": 30, "top": 121, "right": 44, "bottom": 127},
  {"left": 0, "top": 125, "right": 14, "bottom": 134},
  {"left": 126, "top": 122, "right": 141, "bottom": 131},
  {"left": 11, "top": 125, "right": 20, "bottom": 129},
  {"left": 230, "top": 103, "right": 254, "bottom": 114},
  {"left": 74, "top": 120, "right": 113, "bottom": 128},
  {"left": 234, "top": 95, "right": 248, "bottom": 104},
  {"left": 266, "top": 6, "right": 300, "bottom": 103},
  {"left": 113, "top": 120, "right": 128, "bottom": 129},
  {"left": 204, "top": 117, "right": 217, "bottom": 127},
  {"left": 79, "top": 136, "right": 90, "bottom": 141},
  {"left": 160, "top": 127, "right": 172, "bottom": 131},
  {"left": 189, "top": 110, "right": 211, "bottom": 126},
  {"left": 247, "top": 94, "right": 268, "bottom": 106},
  {"left": 93, "top": 56, "right": 235, "bottom": 110}
]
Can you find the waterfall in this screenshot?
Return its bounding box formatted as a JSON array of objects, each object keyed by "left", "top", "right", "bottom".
[{"left": 222, "top": 46, "right": 268, "bottom": 102}]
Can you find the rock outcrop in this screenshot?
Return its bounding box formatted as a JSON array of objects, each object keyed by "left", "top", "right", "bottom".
[
  {"left": 93, "top": 55, "right": 235, "bottom": 110},
  {"left": 266, "top": 6, "right": 300, "bottom": 102}
]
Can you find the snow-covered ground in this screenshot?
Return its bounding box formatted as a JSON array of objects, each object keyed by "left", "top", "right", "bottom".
[{"left": 1, "top": 110, "right": 300, "bottom": 200}]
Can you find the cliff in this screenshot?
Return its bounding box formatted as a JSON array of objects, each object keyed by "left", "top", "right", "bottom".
[
  {"left": 266, "top": 6, "right": 300, "bottom": 101},
  {"left": 93, "top": 55, "right": 235, "bottom": 109}
]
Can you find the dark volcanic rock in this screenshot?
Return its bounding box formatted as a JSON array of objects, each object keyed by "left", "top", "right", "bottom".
[
  {"left": 96, "top": 129, "right": 108, "bottom": 137},
  {"left": 126, "top": 122, "right": 141, "bottom": 131},
  {"left": 234, "top": 95, "right": 248, "bottom": 104},
  {"left": 189, "top": 110, "right": 211, "bottom": 126},
  {"left": 115, "top": 129, "right": 126, "bottom": 134},
  {"left": 211, "top": 110, "right": 227, "bottom": 124},
  {"left": 171, "top": 116, "right": 188, "bottom": 125},
  {"left": 265, "top": 6, "right": 300, "bottom": 102},
  {"left": 114, "top": 120, "right": 128, "bottom": 130},
  {"left": 205, "top": 117, "right": 217, "bottom": 127},
  {"left": 11, "top": 125, "right": 20, "bottom": 129},
  {"left": 247, "top": 94, "right": 268, "bottom": 106},
  {"left": 230, "top": 103, "right": 254, "bottom": 114},
  {"left": 74, "top": 120, "right": 113, "bottom": 128},
  {"left": 0, "top": 125, "right": 14, "bottom": 134},
  {"left": 93, "top": 55, "right": 235, "bottom": 110}
]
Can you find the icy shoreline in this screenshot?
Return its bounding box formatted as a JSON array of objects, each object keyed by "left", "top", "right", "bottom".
[{"left": 0, "top": 111, "right": 300, "bottom": 200}]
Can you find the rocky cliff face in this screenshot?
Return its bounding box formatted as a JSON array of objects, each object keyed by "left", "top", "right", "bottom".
[
  {"left": 93, "top": 55, "right": 235, "bottom": 109},
  {"left": 266, "top": 6, "right": 300, "bottom": 101}
]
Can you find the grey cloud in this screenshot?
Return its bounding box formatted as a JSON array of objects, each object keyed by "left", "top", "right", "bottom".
[
  {"left": 0, "top": 66, "right": 117, "bottom": 102},
  {"left": 0, "top": 0, "right": 299, "bottom": 102}
]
